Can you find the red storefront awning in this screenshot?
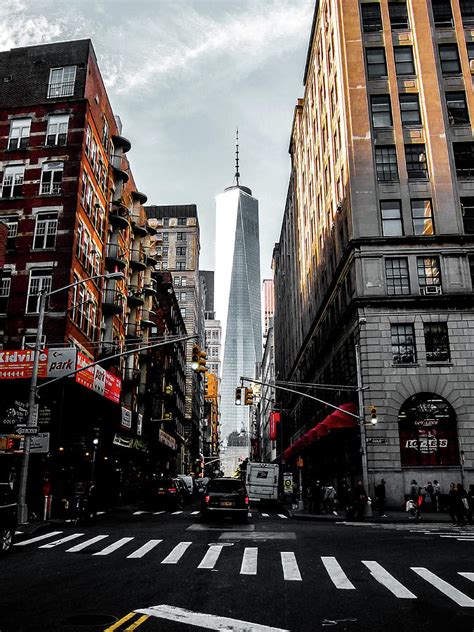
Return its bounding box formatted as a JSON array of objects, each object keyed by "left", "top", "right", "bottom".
[{"left": 282, "top": 402, "right": 358, "bottom": 461}]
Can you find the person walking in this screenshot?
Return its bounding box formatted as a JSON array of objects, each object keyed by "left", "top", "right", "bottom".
[
  {"left": 324, "top": 484, "right": 337, "bottom": 515},
  {"left": 456, "top": 483, "right": 468, "bottom": 526},
  {"left": 410, "top": 480, "right": 419, "bottom": 502},
  {"left": 433, "top": 480, "right": 441, "bottom": 512},
  {"left": 353, "top": 480, "right": 367, "bottom": 520},
  {"left": 448, "top": 482, "right": 458, "bottom": 525},
  {"left": 375, "top": 479, "right": 387, "bottom": 518}
]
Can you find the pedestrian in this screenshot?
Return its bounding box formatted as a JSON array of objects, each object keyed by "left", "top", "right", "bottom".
[
  {"left": 353, "top": 480, "right": 367, "bottom": 520},
  {"left": 338, "top": 479, "right": 351, "bottom": 513},
  {"left": 405, "top": 494, "right": 420, "bottom": 521},
  {"left": 324, "top": 484, "right": 337, "bottom": 515},
  {"left": 456, "top": 483, "right": 468, "bottom": 526},
  {"left": 375, "top": 479, "right": 387, "bottom": 518},
  {"left": 310, "top": 480, "right": 321, "bottom": 513},
  {"left": 319, "top": 482, "right": 327, "bottom": 512},
  {"left": 433, "top": 480, "right": 441, "bottom": 512},
  {"left": 467, "top": 487, "right": 474, "bottom": 526},
  {"left": 448, "top": 482, "right": 458, "bottom": 525}
]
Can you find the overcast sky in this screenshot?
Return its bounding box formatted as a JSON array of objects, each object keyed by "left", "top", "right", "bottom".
[{"left": 2, "top": 0, "right": 314, "bottom": 277}]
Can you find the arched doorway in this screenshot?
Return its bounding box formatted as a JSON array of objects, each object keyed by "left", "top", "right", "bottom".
[{"left": 398, "top": 393, "right": 459, "bottom": 466}]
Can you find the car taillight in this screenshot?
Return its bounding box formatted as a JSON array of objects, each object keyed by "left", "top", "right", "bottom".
[
  {"left": 205, "top": 495, "right": 210, "bottom": 504},
  {"left": 168, "top": 487, "right": 177, "bottom": 493},
  {"left": 245, "top": 496, "right": 249, "bottom": 505}
]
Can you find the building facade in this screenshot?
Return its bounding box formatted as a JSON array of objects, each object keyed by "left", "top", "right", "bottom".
[
  {"left": 262, "top": 279, "right": 275, "bottom": 339},
  {"left": 274, "top": 0, "right": 474, "bottom": 505}
]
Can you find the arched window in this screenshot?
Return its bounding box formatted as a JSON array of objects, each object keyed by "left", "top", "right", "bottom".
[{"left": 398, "top": 393, "right": 459, "bottom": 466}]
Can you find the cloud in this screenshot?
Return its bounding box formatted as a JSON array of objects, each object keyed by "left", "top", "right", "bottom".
[{"left": 0, "top": 0, "right": 63, "bottom": 51}]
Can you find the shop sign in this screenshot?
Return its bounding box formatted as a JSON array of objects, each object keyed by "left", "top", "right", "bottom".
[
  {"left": 0, "top": 349, "right": 48, "bottom": 379},
  {"left": 75, "top": 353, "right": 121, "bottom": 403},
  {"left": 269, "top": 411, "right": 280, "bottom": 441},
  {"left": 113, "top": 433, "right": 134, "bottom": 448},
  {"left": 137, "top": 413, "right": 143, "bottom": 436},
  {"left": 159, "top": 429, "right": 177, "bottom": 451},
  {"left": 121, "top": 407, "right": 132, "bottom": 429}
]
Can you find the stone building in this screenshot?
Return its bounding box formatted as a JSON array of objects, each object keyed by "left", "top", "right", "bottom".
[{"left": 274, "top": 0, "right": 474, "bottom": 505}]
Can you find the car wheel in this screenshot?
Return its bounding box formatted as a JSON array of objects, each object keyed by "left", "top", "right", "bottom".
[{"left": 0, "top": 527, "right": 14, "bottom": 553}]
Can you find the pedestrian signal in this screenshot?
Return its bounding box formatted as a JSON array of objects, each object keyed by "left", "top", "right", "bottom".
[
  {"left": 244, "top": 387, "right": 254, "bottom": 406},
  {"left": 235, "top": 388, "right": 242, "bottom": 406},
  {"left": 163, "top": 412, "right": 173, "bottom": 421}
]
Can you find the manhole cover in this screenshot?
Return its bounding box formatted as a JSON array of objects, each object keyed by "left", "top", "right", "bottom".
[{"left": 64, "top": 614, "right": 117, "bottom": 626}]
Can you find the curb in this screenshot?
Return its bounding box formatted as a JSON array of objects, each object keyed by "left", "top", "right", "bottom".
[{"left": 286, "top": 510, "right": 457, "bottom": 525}]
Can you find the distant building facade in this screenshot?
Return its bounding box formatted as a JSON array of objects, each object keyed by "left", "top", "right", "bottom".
[{"left": 262, "top": 279, "right": 275, "bottom": 338}]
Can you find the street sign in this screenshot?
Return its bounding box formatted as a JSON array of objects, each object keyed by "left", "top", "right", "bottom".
[
  {"left": 16, "top": 426, "right": 38, "bottom": 435},
  {"left": 366, "top": 437, "right": 387, "bottom": 445}
]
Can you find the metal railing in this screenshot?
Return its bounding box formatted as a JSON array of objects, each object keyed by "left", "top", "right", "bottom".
[{"left": 47, "top": 81, "right": 75, "bottom": 99}]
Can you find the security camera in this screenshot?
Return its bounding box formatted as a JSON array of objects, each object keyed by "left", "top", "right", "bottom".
[{"left": 359, "top": 317, "right": 367, "bottom": 326}]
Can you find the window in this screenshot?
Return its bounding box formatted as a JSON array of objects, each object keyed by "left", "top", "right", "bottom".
[
  {"left": 391, "top": 324, "right": 416, "bottom": 364},
  {"left": 47, "top": 66, "right": 76, "bottom": 98},
  {"left": 469, "top": 255, "right": 474, "bottom": 287},
  {"left": 460, "top": 0, "right": 474, "bottom": 25},
  {"left": 46, "top": 114, "right": 69, "bottom": 146},
  {"left": 174, "top": 276, "right": 181, "bottom": 287},
  {"left": 375, "top": 146, "right": 398, "bottom": 181},
  {"left": 176, "top": 246, "right": 186, "bottom": 256},
  {"left": 162, "top": 247, "right": 168, "bottom": 257},
  {"left": 102, "top": 118, "right": 109, "bottom": 149},
  {"left": 385, "top": 258, "right": 410, "bottom": 295},
  {"left": 177, "top": 217, "right": 186, "bottom": 226},
  {"left": 8, "top": 118, "right": 31, "bottom": 150},
  {"left": 176, "top": 262, "right": 186, "bottom": 271},
  {"left": 33, "top": 212, "right": 58, "bottom": 249},
  {"left": 468, "top": 43, "right": 474, "bottom": 64},
  {"left": 181, "top": 277, "right": 187, "bottom": 286},
  {"left": 181, "top": 307, "right": 186, "bottom": 318},
  {"left": 380, "top": 200, "right": 403, "bottom": 236},
  {"left": 1, "top": 165, "right": 24, "bottom": 198},
  {"left": 177, "top": 232, "right": 187, "bottom": 241},
  {"left": 162, "top": 232, "right": 169, "bottom": 243},
  {"left": 405, "top": 144, "right": 428, "bottom": 179},
  {"left": 432, "top": 0, "right": 454, "bottom": 27},
  {"left": 439, "top": 44, "right": 461, "bottom": 75},
  {"left": 180, "top": 292, "right": 187, "bottom": 302},
  {"left": 424, "top": 323, "right": 450, "bottom": 362},
  {"left": 417, "top": 257, "right": 441, "bottom": 289},
  {"left": 163, "top": 218, "right": 170, "bottom": 227},
  {"left": 399, "top": 93, "right": 421, "bottom": 125},
  {"left": 2, "top": 216, "right": 18, "bottom": 248},
  {"left": 389, "top": 2, "right": 409, "bottom": 29},
  {"left": 394, "top": 46, "right": 415, "bottom": 75},
  {"left": 461, "top": 197, "right": 474, "bottom": 233},
  {"left": 26, "top": 269, "right": 52, "bottom": 313},
  {"left": 0, "top": 272, "right": 11, "bottom": 314},
  {"left": 40, "top": 162, "right": 63, "bottom": 195},
  {"left": 453, "top": 143, "right": 474, "bottom": 178},
  {"left": 366, "top": 48, "right": 388, "bottom": 79},
  {"left": 411, "top": 199, "right": 434, "bottom": 236},
  {"left": 361, "top": 3, "right": 382, "bottom": 32},
  {"left": 371, "top": 95, "right": 393, "bottom": 128},
  {"left": 445, "top": 92, "right": 470, "bottom": 125}
]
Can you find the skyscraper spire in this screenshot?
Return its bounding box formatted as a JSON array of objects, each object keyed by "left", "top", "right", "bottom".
[{"left": 235, "top": 127, "right": 240, "bottom": 186}]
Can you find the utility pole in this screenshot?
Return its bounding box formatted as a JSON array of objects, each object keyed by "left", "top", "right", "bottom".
[{"left": 355, "top": 344, "right": 369, "bottom": 494}]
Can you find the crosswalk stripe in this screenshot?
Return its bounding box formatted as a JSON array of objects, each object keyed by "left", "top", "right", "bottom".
[
  {"left": 153, "top": 511, "right": 165, "bottom": 515},
  {"left": 66, "top": 535, "right": 109, "bottom": 552},
  {"left": 457, "top": 538, "right": 474, "bottom": 542},
  {"left": 281, "top": 552, "right": 302, "bottom": 581},
  {"left": 321, "top": 556, "right": 356, "bottom": 590},
  {"left": 171, "top": 511, "right": 183, "bottom": 515},
  {"left": 133, "top": 511, "right": 148, "bottom": 515},
  {"left": 93, "top": 537, "right": 135, "bottom": 556},
  {"left": 97, "top": 511, "right": 106, "bottom": 516},
  {"left": 240, "top": 547, "right": 258, "bottom": 575},
  {"left": 261, "top": 513, "right": 269, "bottom": 518},
  {"left": 362, "top": 561, "right": 416, "bottom": 599},
  {"left": 277, "top": 514, "right": 288, "bottom": 519},
  {"left": 14, "top": 531, "right": 63, "bottom": 546},
  {"left": 412, "top": 567, "right": 474, "bottom": 607},
  {"left": 191, "top": 511, "right": 200, "bottom": 515},
  {"left": 127, "top": 539, "right": 163, "bottom": 559},
  {"left": 161, "top": 541, "right": 192, "bottom": 564},
  {"left": 39, "top": 533, "right": 84, "bottom": 548},
  {"left": 198, "top": 545, "right": 224, "bottom": 569},
  {"left": 459, "top": 572, "right": 474, "bottom": 582}
]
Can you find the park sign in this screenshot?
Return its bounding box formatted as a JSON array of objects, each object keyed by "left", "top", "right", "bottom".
[
  {"left": 75, "top": 352, "right": 121, "bottom": 404},
  {"left": 0, "top": 347, "right": 77, "bottom": 380}
]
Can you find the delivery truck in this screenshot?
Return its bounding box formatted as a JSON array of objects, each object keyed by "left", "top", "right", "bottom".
[{"left": 246, "top": 462, "right": 279, "bottom": 503}]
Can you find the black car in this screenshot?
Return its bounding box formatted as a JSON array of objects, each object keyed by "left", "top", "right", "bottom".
[
  {"left": 173, "top": 477, "right": 189, "bottom": 505},
  {"left": 201, "top": 477, "right": 249, "bottom": 522},
  {"left": 143, "top": 478, "right": 184, "bottom": 510},
  {"left": 0, "top": 483, "right": 17, "bottom": 553}
]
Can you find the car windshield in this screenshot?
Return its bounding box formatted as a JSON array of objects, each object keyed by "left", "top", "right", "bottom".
[{"left": 208, "top": 479, "right": 246, "bottom": 494}]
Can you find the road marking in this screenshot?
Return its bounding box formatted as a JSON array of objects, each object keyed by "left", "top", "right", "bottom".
[
  {"left": 281, "top": 552, "right": 302, "bottom": 581},
  {"left": 39, "top": 533, "right": 84, "bottom": 548},
  {"left": 15, "top": 530, "right": 23, "bottom": 535},
  {"left": 219, "top": 531, "right": 295, "bottom": 540},
  {"left": 171, "top": 510, "right": 183, "bottom": 515},
  {"left": 133, "top": 511, "right": 149, "bottom": 515},
  {"left": 277, "top": 514, "right": 288, "bottom": 519},
  {"left": 362, "top": 561, "right": 416, "bottom": 599},
  {"left": 321, "top": 556, "right": 356, "bottom": 590},
  {"left": 127, "top": 539, "right": 163, "bottom": 559},
  {"left": 191, "top": 511, "right": 200, "bottom": 515},
  {"left": 457, "top": 538, "right": 474, "bottom": 541},
  {"left": 161, "top": 541, "right": 192, "bottom": 564},
  {"left": 97, "top": 511, "right": 106, "bottom": 516},
  {"left": 261, "top": 513, "right": 269, "bottom": 517},
  {"left": 14, "top": 531, "right": 63, "bottom": 546},
  {"left": 93, "top": 537, "right": 134, "bottom": 556},
  {"left": 240, "top": 547, "right": 258, "bottom": 575},
  {"left": 135, "top": 604, "right": 290, "bottom": 631},
  {"left": 124, "top": 614, "right": 150, "bottom": 630},
  {"left": 412, "top": 567, "right": 474, "bottom": 607},
  {"left": 104, "top": 612, "right": 137, "bottom": 631},
  {"left": 459, "top": 572, "right": 474, "bottom": 581},
  {"left": 66, "top": 535, "right": 109, "bottom": 552},
  {"left": 198, "top": 544, "right": 224, "bottom": 569},
  {"left": 153, "top": 511, "right": 165, "bottom": 515}
]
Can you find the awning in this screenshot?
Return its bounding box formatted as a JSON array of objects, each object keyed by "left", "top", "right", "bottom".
[{"left": 282, "top": 402, "right": 358, "bottom": 461}]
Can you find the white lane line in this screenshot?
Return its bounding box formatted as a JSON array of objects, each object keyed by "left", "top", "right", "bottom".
[
  {"left": 39, "top": 533, "right": 85, "bottom": 548},
  {"left": 321, "top": 556, "right": 356, "bottom": 590},
  {"left": 15, "top": 530, "right": 23, "bottom": 535},
  {"left": 14, "top": 531, "right": 63, "bottom": 547},
  {"left": 153, "top": 511, "right": 165, "bottom": 515},
  {"left": 362, "top": 561, "right": 416, "bottom": 599},
  {"left": 278, "top": 514, "right": 288, "bottom": 519},
  {"left": 161, "top": 541, "right": 192, "bottom": 564},
  {"left": 127, "top": 539, "right": 163, "bottom": 559},
  {"left": 198, "top": 545, "right": 224, "bottom": 569},
  {"left": 133, "top": 511, "right": 149, "bottom": 515},
  {"left": 96, "top": 511, "right": 106, "bottom": 516},
  {"left": 240, "top": 547, "right": 258, "bottom": 575},
  {"left": 457, "top": 539, "right": 474, "bottom": 542},
  {"left": 171, "top": 511, "right": 183, "bottom": 515},
  {"left": 93, "top": 537, "right": 134, "bottom": 556},
  {"left": 459, "top": 572, "right": 474, "bottom": 582},
  {"left": 66, "top": 535, "right": 109, "bottom": 552},
  {"left": 412, "top": 567, "right": 474, "bottom": 607},
  {"left": 190, "top": 511, "right": 200, "bottom": 515},
  {"left": 281, "top": 552, "right": 302, "bottom": 581},
  {"left": 261, "top": 513, "right": 270, "bottom": 518}
]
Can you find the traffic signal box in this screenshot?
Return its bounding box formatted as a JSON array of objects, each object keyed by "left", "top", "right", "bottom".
[
  {"left": 244, "top": 387, "right": 254, "bottom": 406},
  {"left": 235, "top": 387, "right": 242, "bottom": 405},
  {"left": 197, "top": 350, "right": 207, "bottom": 373},
  {"left": 165, "top": 384, "right": 174, "bottom": 396},
  {"left": 370, "top": 407, "right": 378, "bottom": 425},
  {"left": 191, "top": 344, "right": 200, "bottom": 371}
]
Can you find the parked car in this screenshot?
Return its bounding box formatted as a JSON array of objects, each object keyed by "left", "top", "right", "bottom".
[
  {"left": 173, "top": 477, "right": 189, "bottom": 505},
  {"left": 0, "top": 483, "right": 17, "bottom": 553},
  {"left": 201, "top": 477, "right": 249, "bottom": 522},
  {"left": 143, "top": 478, "right": 184, "bottom": 510}
]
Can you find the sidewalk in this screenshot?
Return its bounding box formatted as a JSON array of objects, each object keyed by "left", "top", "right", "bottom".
[{"left": 287, "top": 507, "right": 458, "bottom": 524}]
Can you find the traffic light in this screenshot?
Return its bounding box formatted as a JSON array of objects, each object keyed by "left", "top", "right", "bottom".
[
  {"left": 244, "top": 387, "right": 254, "bottom": 406},
  {"left": 191, "top": 344, "right": 200, "bottom": 371},
  {"left": 163, "top": 412, "right": 173, "bottom": 421},
  {"left": 197, "top": 350, "right": 207, "bottom": 374},
  {"left": 235, "top": 387, "right": 242, "bottom": 406},
  {"left": 165, "top": 384, "right": 174, "bottom": 396},
  {"left": 370, "top": 406, "right": 378, "bottom": 425},
  {"left": 6, "top": 435, "right": 21, "bottom": 451}
]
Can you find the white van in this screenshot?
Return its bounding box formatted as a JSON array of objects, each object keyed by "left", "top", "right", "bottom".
[{"left": 246, "top": 463, "right": 279, "bottom": 502}]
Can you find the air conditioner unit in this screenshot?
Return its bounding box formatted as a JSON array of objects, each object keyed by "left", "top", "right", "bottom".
[
  {"left": 422, "top": 285, "right": 442, "bottom": 295},
  {"left": 470, "top": 59, "right": 474, "bottom": 75}
]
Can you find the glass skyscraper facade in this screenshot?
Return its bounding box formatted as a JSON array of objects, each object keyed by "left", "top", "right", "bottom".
[{"left": 215, "top": 183, "right": 262, "bottom": 472}]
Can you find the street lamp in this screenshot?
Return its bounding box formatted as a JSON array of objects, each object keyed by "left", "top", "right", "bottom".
[{"left": 17, "top": 271, "right": 124, "bottom": 524}]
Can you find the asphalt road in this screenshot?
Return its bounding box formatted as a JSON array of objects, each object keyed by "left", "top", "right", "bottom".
[{"left": 1, "top": 505, "right": 474, "bottom": 632}]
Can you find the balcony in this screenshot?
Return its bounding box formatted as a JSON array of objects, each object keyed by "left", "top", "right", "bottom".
[
  {"left": 143, "top": 282, "right": 158, "bottom": 297},
  {"left": 105, "top": 242, "right": 127, "bottom": 270},
  {"left": 110, "top": 154, "right": 130, "bottom": 184},
  {"left": 131, "top": 190, "right": 148, "bottom": 204},
  {"left": 47, "top": 81, "right": 75, "bottom": 99},
  {"left": 102, "top": 289, "right": 125, "bottom": 315},
  {"left": 111, "top": 134, "right": 131, "bottom": 153},
  {"left": 109, "top": 201, "right": 130, "bottom": 230},
  {"left": 127, "top": 285, "right": 145, "bottom": 307},
  {"left": 123, "top": 366, "right": 141, "bottom": 384},
  {"left": 130, "top": 248, "right": 147, "bottom": 271},
  {"left": 125, "top": 321, "right": 143, "bottom": 342},
  {"left": 131, "top": 220, "right": 148, "bottom": 237}
]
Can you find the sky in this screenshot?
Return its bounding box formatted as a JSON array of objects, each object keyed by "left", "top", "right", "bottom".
[{"left": 1, "top": 0, "right": 314, "bottom": 277}]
